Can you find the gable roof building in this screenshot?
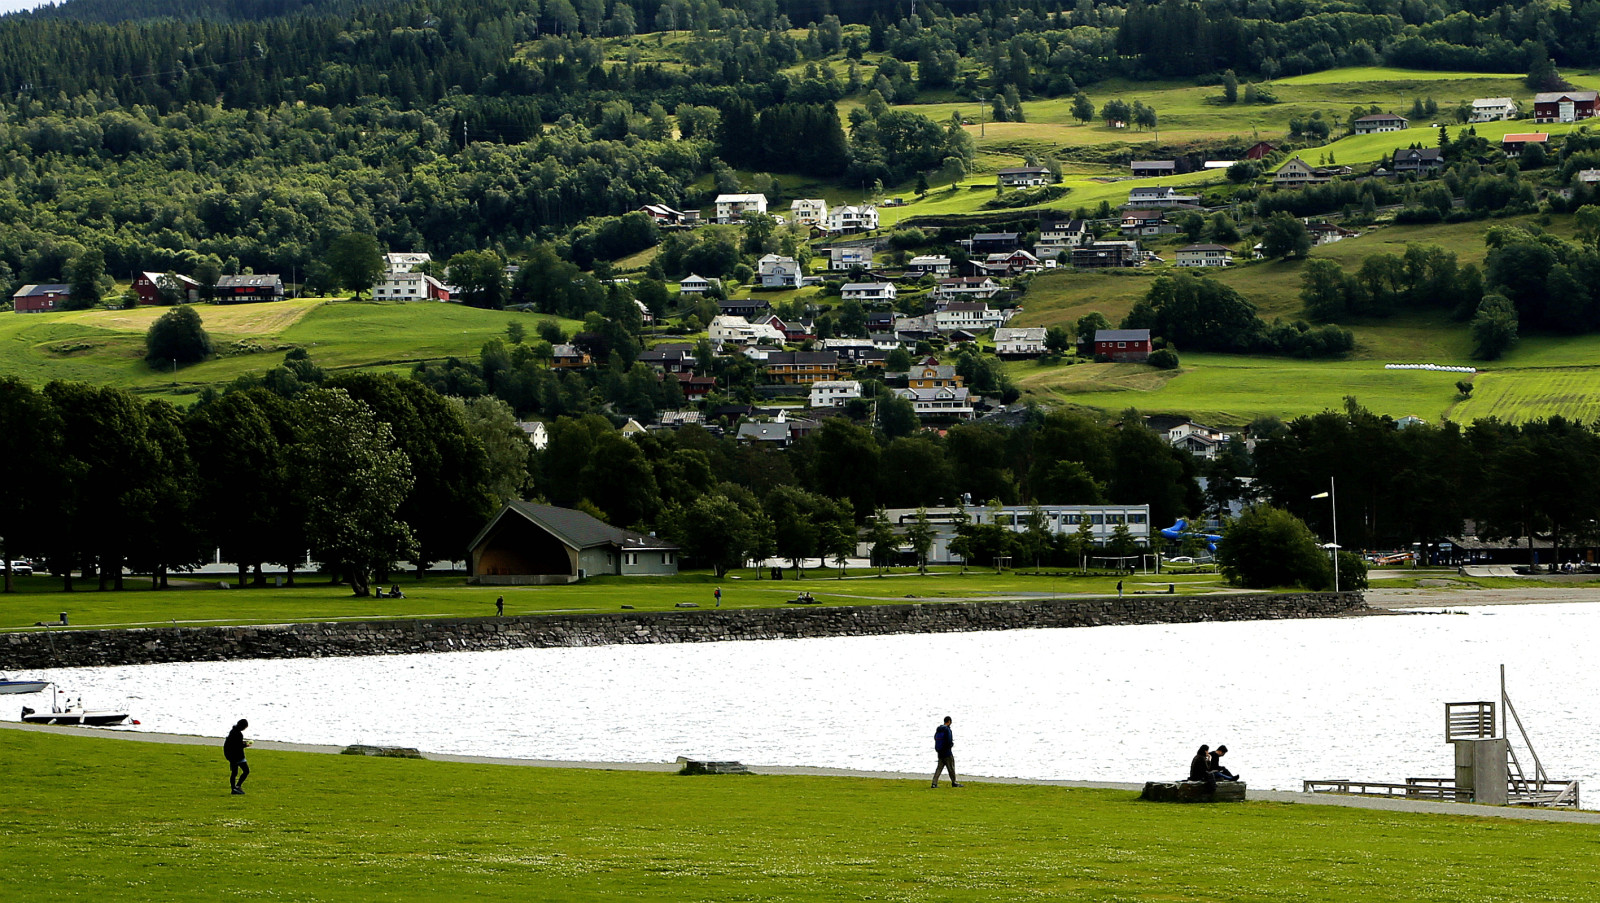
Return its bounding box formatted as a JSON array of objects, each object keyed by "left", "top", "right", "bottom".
[
  {"left": 1353, "top": 113, "right": 1408, "bottom": 133},
  {"left": 467, "top": 502, "right": 679, "bottom": 584}
]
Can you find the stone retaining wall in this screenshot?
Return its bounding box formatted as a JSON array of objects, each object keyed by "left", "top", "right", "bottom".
[{"left": 0, "top": 592, "right": 1365, "bottom": 669}]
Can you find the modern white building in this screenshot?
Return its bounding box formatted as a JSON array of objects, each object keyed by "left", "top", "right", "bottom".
[
  {"left": 933, "top": 302, "right": 1005, "bottom": 332},
  {"left": 384, "top": 252, "right": 432, "bottom": 274},
  {"left": 933, "top": 277, "right": 1002, "bottom": 301},
  {"left": 994, "top": 326, "right": 1047, "bottom": 356},
  {"left": 709, "top": 314, "right": 785, "bottom": 348},
  {"left": 825, "top": 205, "right": 879, "bottom": 233},
  {"left": 678, "top": 274, "right": 715, "bottom": 294},
  {"left": 808, "top": 380, "right": 863, "bottom": 408},
  {"left": 1125, "top": 186, "right": 1200, "bottom": 207},
  {"left": 879, "top": 504, "right": 1152, "bottom": 564},
  {"left": 790, "top": 198, "right": 828, "bottom": 227},
  {"left": 1353, "top": 113, "right": 1408, "bottom": 134},
  {"left": 757, "top": 254, "right": 803, "bottom": 288},
  {"left": 894, "top": 386, "right": 975, "bottom": 419},
  {"left": 1174, "top": 244, "right": 1234, "bottom": 267},
  {"left": 841, "top": 282, "right": 897, "bottom": 302},
  {"left": 829, "top": 246, "right": 873, "bottom": 270},
  {"left": 371, "top": 271, "right": 450, "bottom": 301},
  {"left": 1471, "top": 97, "right": 1518, "bottom": 122},
  {"left": 714, "top": 193, "right": 768, "bottom": 223}
]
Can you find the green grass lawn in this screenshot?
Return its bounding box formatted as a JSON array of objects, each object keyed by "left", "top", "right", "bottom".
[
  {"left": 3, "top": 729, "right": 1596, "bottom": 903},
  {"left": 0, "top": 301, "right": 585, "bottom": 396},
  {"left": 0, "top": 569, "right": 1226, "bottom": 632}
]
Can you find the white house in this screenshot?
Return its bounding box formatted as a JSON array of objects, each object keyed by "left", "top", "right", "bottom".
[
  {"left": 678, "top": 274, "right": 715, "bottom": 294},
  {"left": 1125, "top": 186, "right": 1199, "bottom": 207},
  {"left": 809, "top": 380, "right": 862, "bottom": 408},
  {"left": 1036, "top": 219, "right": 1092, "bottom": 258},
  {"left": 714, "top": 193, "right": 768, "bottom": 223},
  {"left": 1471, "top": 97, "right": 1518, "bottom": 122},
  {"left": 1174, "top": 244, "right": 1234, "bottom": 267},
  {"left": 825, "top": 205, "right": 879, "bottom": 233},
  {"left": 384, "top": 252, "right": 432, "bottom": 274},
  {"left": 790, "top": 198, "right": 828, "bottom": 227},
  {"left": 994, "top": 326, "right": 1047, "bottom": 357},
  {"left": 934, "top": 302, "right": 1005, "bottom": 332},
  {"left": 997, "top": 166, "right": 1052, "bottom": 188},
  {"left": 1578, "top": 169, "right": 1600, "bottom": 185},
  {"left": 757, "top": 254, "right": 803, "bottom": 288},
  {"left": 372, "top": 271, "right": 450, "bottom": 301},
  {"left": 895, "top": 386, "right": 975, "bottom": 419},
  {"left": 1353, "top": 113, "right": 1408, "bottom": 134},
  {"left": 514, "top": 421, "right": 550, "bottom": 449},
  {"left": 906, "top": 255, "right": 953, "bottom": 277},
  {"left": 829, "top": 246, "right": 873, "bottom": 270},
  {"left": 709, "top": 314, "right": 785, "bottom": 348},
  {"left": 841, "top": 282, "right": 897, "bottom": 302},
  {"left": 880, "top": 504, "right": 1151, "bottom": 563},
  {"left": 1164, "top": 421, "right": 1230, "bottom": 459},
  {"left": 933, "top": 277, "right": 1002, "bottom": 301}
]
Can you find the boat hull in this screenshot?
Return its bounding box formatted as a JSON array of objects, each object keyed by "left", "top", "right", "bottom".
[
  {"left": 0, "top": 681, "right": 49, "bottom": 694},
  {"left": 20, "top": 711, "right": 129, "bottom": 726}
]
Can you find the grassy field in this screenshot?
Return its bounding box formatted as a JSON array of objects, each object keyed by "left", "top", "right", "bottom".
[
  {"left": 0, "top": 301, "right": 585, "bottom": 396},
  {"left": 3, "top": 729, "right": 1597, "bottom": 903},
  {"left": 1006, "top": 213, "right": 1600, "bottom": 424},
  {"left": 0, "top": 569, "right": 1226, "bottom": 632}
]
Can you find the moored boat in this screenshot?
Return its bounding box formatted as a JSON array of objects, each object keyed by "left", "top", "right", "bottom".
[{"left": 0, "top": 675, "right": 50, "bottom": 695}]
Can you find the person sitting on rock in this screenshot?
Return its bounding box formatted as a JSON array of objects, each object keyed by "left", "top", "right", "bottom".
[
  {"left": 1189, "top": 744, "right": 1216, "bottom": 790},
  {"left": 1210, "top": 744, "right": 1240, "bottom": 782}
]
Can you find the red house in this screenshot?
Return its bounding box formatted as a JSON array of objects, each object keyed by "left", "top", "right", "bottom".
[
  {"left": 11, "top": 284, "right": 70, "bottom": 313},
  {"left": 1245, "top": 142, "right": 1277, "bottom": 160},
  {"left": 1534, "top": 91, "right": 1598, "bottom": 124},
  {"left": 132, "top": 271, "right": 200, "bottom": 305},
  {"left": 675, "top": 375, "right": 716, "bottom": 400},
  {"left": 1093, "top": 328, "right": 1152, "bottom": 362}
]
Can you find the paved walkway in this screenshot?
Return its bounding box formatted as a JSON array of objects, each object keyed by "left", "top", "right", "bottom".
[{"left": 5, "top": 721, "right": 1594, "bottom": 825}]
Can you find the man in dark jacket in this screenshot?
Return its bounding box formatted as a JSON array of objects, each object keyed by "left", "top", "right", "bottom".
[
  {"left": 224, "top": 719, "right": 250, "bottom": 795},
  {"left": 932, "top": 716, "right": 961, "bottom": 788}
]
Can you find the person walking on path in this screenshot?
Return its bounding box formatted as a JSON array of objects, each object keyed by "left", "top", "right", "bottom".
[
  {"left": 714, "top": 586, "right": 722, "bottom": 608},
  {"left": 932, "top": 716, "right": 961, "bottom": 788},
  {"left": 495, "top": 596, "right": 504, "bottom": 616},
  {"left": 224, "top": 719, "right": 251, "bottom": 795},
  {"left": 1117, "top": 579, "right": 1124, "bottom": 598}
]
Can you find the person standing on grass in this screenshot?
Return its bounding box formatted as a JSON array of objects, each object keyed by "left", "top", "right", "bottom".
[
  {"left": 225, "top": 719, "right": 251, "bottom": 795},
  {"left": 714, "top": 586, "right": 721, "bottom": 607},
  {"left": 1117, "top": 579, "right": 1123, "bottom": 598},
  {"left": 496, "top": 595, "right": 504, "bottom": 616},
  {"left": 932, "top": 716, "right": 961, "bottom": 788}
]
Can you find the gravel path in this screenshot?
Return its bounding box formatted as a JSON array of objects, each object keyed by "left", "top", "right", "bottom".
[{"left": 5, "top": 720, "right": 1594, "bottom": 824}]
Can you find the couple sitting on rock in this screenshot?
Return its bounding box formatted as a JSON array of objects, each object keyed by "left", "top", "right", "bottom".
[{"left": 1188, "top": 744, "right": 1240, "bottom": 785}]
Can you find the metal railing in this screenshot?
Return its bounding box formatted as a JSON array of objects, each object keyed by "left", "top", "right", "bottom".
[
  {"left": 1445, "top": 701, "right": 1496, "bottom": 741},
  {"left": 1303, "top": 777, "right": 1581, "bottom": 808}
]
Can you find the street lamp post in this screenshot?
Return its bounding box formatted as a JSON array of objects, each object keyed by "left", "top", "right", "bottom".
[{"left": 1312, "top": 477, "right": 1339, "bottom": 593}]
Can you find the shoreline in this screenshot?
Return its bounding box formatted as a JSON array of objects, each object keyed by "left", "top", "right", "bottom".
[
  {"left": 1363, "top": 586, "right": 1600, "bottom": 609},
  {"left": 3, "top": 719, "right": 1594, "bottom": 824}
]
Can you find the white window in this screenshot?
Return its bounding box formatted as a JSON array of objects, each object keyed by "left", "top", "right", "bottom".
[{"left": 625, "top": 553, "right": 638, "bottom": 565}]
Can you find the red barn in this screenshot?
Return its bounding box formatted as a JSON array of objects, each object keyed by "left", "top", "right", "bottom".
[
  {"left": 11, "top": 284, "right": 70, "bottom": 313},
  {"left": 1534, "top": 91, "right": 1598, "bottom": 124},
  {"left": 1094, "top": 328, "right": 1152, "bottom": 363},
  {"left": 132, "top": 271, "right": 200, "bottom": 305},
  {"left": 1245, "top": 141, "right": 1277, "bottom": 160}
]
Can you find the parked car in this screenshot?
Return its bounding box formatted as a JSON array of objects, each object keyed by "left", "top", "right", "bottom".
[{"left": 8, "top": 561, "right": 32, "bottom": 576}]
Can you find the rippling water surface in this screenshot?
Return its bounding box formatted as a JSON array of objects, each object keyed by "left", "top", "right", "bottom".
[{"left": 18, "top": 603, "right": 1600, "bottom": 803}]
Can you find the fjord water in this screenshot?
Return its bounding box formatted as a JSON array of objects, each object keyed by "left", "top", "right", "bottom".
[{"left": 24, "top": 603, "right": 1600, "bottom": 803}]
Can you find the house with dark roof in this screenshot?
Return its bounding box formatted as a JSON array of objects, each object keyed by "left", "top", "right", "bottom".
[
  {"left": 215, "top": 274, "right": 285, "bottom": 303},
  {"left": 1390, "top": 147, "right": 1444, "bottom": 176},
  {"left": 467, "top": 502, "right": 679, "bottom": 584},
  {"left": 1353, "top": 114, "right": 1408, "bottom": 134},
  {"left": 1130, "top": 160, "right": 1178, "bottom": 178},
  {"left": 997, "top": 166, "right": 1052, "bottom": 188},
  {"left": 11, "top": 284, "right": 71, "bottom": 313},
  {"left": 1535, "top": 91, "right": 1598, "bottom": 123}
]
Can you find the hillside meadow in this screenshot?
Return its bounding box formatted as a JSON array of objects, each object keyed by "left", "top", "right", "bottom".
[
  {"left": 3, "top": 729, "right": 1597, "bottom": 903},
  {"left": 0, "top": 300, "right": 584, "bottom": 397}
]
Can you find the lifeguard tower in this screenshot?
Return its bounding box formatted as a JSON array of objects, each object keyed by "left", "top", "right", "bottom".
[{"left": 1306, "top": 667, "right": 1579, "bottom": 807}]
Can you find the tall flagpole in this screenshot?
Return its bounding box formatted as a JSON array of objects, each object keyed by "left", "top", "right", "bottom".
[{"left": 1330, "top": 476, "right": 1340, "bottom": 593}]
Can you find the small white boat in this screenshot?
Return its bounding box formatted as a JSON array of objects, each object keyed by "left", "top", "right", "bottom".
[
  {"left": 0, "top": 675, "right": 49, "bottom": 695},
  {"left": 19, "top": 686, "right": 130, "bottom": 726}
]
